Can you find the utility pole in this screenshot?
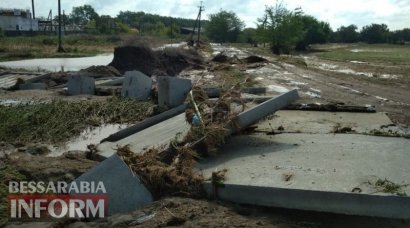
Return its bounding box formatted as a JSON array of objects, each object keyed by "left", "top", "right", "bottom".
[
  {"left": 57, "top": 0, "right": 65, "bottom": 52},
  {"left": 196, "top": 1, "right": 204, "bottom": 45},
  {"left": 63, "top": 10, "right": 66, "bottom": 33},
  {"left": 189, "top": 1, "right": 204, "bottom": 47},
  {"left": 31, "top": 0, "right": 35, "bottom": 19}
]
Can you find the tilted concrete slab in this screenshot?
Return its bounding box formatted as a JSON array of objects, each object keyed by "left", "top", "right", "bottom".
[
  {"left": 158, "top": 76, "right": 192, "bottom": 109},
  {"left": 199, "top": 133, "right": 410, "bottom": 219},
  {"left": 67, "top": 75, "right": 95, "bottom": 96},
  {"left": 19, "top": 82, "right": 47, "bottom": 90},
  {"left": 257, "top": 110, "right": 401, "bottom": 134},
  {"left": 71, "top": 154, "right": 153, "bottom": 215},
  {"left": 231, "top": 89, "right": 299, "bottom": 132},
  {"left": 97, "top": 113, "right": 190, "bottom": 158},
  {"left": 121, "top": 71, "right": 152, "bottom": 100}
]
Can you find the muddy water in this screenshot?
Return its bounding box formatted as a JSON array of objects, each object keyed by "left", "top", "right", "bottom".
[
  {"left": 0, "top": 54, "right": 114, "bottom": 72},
  {"left": 49, "top": 124, "right": 127, "bottom": 157}
]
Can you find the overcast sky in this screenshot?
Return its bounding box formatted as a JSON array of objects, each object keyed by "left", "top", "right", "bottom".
[{"left": 0, "top": 0, "right": 409, "bottom": 30}]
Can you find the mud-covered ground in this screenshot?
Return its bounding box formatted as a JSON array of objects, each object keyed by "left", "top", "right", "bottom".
[{"left": 220, "top": 43, "right": 410, "bottom": 131}]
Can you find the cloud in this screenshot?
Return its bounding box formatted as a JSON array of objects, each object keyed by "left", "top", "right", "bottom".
[{"left": 0, "top": 0, "right": 408, "bottom": 30}]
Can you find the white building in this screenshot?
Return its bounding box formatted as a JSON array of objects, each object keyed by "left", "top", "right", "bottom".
[{"left": 0, "top": 8, "right": 38, "bottom": 31}]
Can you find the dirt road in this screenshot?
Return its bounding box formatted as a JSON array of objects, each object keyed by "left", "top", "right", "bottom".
[{"left": 211, "top": 44, "right": 410, "bottom": 131}]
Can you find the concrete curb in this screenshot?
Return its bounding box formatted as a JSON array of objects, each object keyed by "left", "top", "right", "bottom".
[{"left": 203, "top": 182, "right": 410, "bottom": 219}]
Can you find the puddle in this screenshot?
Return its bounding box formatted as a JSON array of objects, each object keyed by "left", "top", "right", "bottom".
[
  {"left": 379, "top": 74, "right": 400, "bottom": 79},
  {"left": 337, "top": 85, "right": 363, "bottom": 94},
  {"left": 350, "top": 61, "right": 367, "bottom": 64},
  {"left": 49, "top": 124, "right": 127, "bottom": 157},
  {"left": 210, "top": 43, "right": 248, "bottom": 58},
  {"left": 304, "top": 91, "right": 321, "bottom": 98},
  {"left": 350, "top": 49, "right": 386, "bottom": 53},
  {"left": 0, "top": 54, "right": 114, "bottom": 72},
  {"left": 0, "top": 99, "right": 24, "bottom": 106},
  {"left": 316, "top": 63, "right": 377, "bottom": 78},
  {"left": 287, "top": 81, "right": 307, "bottom": 86},
  {"left": 153, "top": 42, "right": 187, "bottom": 51},
  {"left": 282, "top": 63, "right": 295, "bottom": 68},
  {"left": 267, "top": 85, "right": 289, "bottom": 93},
  {"left": 310, "top": 88, "right": 321, "bottom": 93},
  {"left": 374, "top": 96, "right": 389, "bottom": 102}
]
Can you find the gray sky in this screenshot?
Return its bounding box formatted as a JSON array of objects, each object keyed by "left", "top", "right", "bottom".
[{"left": 0, "top": 0, "right": 409, "bottom": 30}]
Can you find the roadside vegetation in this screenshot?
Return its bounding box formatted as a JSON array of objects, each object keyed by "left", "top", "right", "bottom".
[
  {"left": 0, "top": 97, "right": 154, "bottom": 144},
  {"left": 312, "top": 43, "right": 410, "bottom": 63},
  {"left": 0, "top": 35, "right": 120, "bottom": 61}
]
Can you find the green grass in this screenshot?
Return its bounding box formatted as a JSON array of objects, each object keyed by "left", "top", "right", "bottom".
[
  {"left": 0, "top": 166, "right": 27, "bottom": 226},
  {"left": 0, "top": 97, "right": 154, "bottom": 144},
  {"left": 313, "top": 44, "right": 410, "bottom": 63},
  {"left": 0, "top": 35, "right": 123, "bottom": 61}
]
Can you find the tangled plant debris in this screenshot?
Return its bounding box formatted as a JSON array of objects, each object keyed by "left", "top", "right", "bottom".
[
  {"left": 0, "top": 97, "right": 154, "bottom": 144},
  {"left": 117, "top": 145, "right": 204, "bottom": 199},
  {"left": 117, "top": 86, "right": 246, "bottom": 198}
]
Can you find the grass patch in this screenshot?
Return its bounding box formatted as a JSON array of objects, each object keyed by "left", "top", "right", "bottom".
[
  {"left": 0, "top": 166, "right": 26, "bottom": 226},
  {"left": 313, "top": 44, "right": 410, "bottom": 63},
  {"left": 374, "top": 179, "right": 408, "bottom": 196},
  {"left": 0, "top": 35, "right": 122, "bottom": 61},
  {"left": 0, "top": 97, "right": 154, "bottom": 144}
]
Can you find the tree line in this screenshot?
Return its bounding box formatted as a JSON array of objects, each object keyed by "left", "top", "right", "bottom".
[
  {"left": 46, "top": 4, "right": 205, "bottom": 36},
  {"left": 39, "top": 3, "right": 410, "bottom": 51},
  {"left": 206, "top": 2, "right": 410, "bottom": 54}
]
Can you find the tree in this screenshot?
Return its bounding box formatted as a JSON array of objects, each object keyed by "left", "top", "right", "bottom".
[
  {"left": 70, "top": 5, "right": 99, "bottom": 25},
  {"left": 296, "top": 15, "right": 332, "bottom": 50},
  {"left": 360, "top": 24, "right": 389, "bottom": 44},
  {"left": 96, "top": 15, "right": 115, "bottom": 34},
  {"left": 257, "top": 2, "right": 304, "bottom": 54},
  {"left": 238, "top": 28, "right": 257, "bottom": 44},
  {"left": 390, "top": 28, "right": 410, "bottom": 44},
  {"left": 205, "top": 10, "right": 244, "bottom": 43},
  {"left": 334, "top": 25, "right": 359, "bottom": 43}
]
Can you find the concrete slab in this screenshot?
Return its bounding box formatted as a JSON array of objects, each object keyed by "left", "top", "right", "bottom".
[
  {"left": 199, "top": 133, "right": 410, "bottom": 218},
  {"left": 71, "top": 154, "right": 153, "bottom": 215},
  {"left": 158, "top": 76, "right": 192, "bottom": 108},
  {"left": 97, "top": 113, "right": 190, "bottom": 158},
  {"left": 231, "top": 89, "right": 299, "bottom": 132},
  {"left": 67, "top": 75, "right": 95, "bottom": 96},
  {"left": 257, "top": 110, "right": 400, "bottom": 134},
  {"left": 121, "top": 71, "right": 152, "bottom": 100},
  {"left": 19, "top": 83, "right": 47, "bottom": 90}
]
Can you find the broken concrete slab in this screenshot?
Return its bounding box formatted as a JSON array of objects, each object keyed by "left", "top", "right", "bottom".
[
  {"left": 121, "top": 71, "right": 152, "bottom": 100},
  {"left": 257, "top": 110, "right": 400, "bottom": 135},
  {"left": 158, "top": 76, "right": 192, "bottom": 109},
  {"left": 199, "top": 133, "right": 410, "bottom": 219},
  {"left": 102, "top": 103, "right": 188, "bottom": 143},
  {"left": 98, "top": 77, "right": 124, "bottom": 86},
  {"left": 97, "top": 113, "right": 190, "bottom": 158},
  {"left": 67, "top": 75, "right": 95, "bottom": 96},
  {"left": 71, "top": 154, "right": 153, "bottom": 215},
  {"left": 230, "top": 89, "right": 299, "bottom": 132},
  {"left": 19, "top": 83, "right": 47, "bottom": 90},
  {"left": 98, "top": 90, "right": 298, "bottom": 158}
]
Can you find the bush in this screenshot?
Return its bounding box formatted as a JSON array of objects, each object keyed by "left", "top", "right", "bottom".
[{"left": 0, "top": 28, "right": 4, "bottom": 37}]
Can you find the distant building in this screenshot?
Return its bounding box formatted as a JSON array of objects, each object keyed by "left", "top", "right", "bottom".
[{"left": 0, "top": 8, "right": 38, "bottom": 31}]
